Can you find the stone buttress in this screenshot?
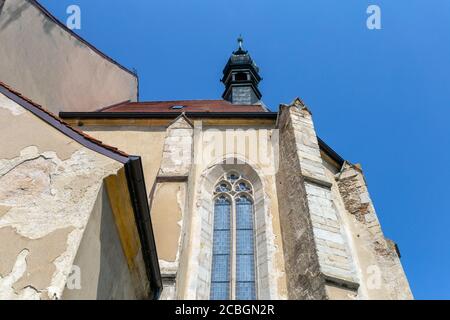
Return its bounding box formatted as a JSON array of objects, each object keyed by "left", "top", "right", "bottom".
[
  {"left": 151, "top": 114, "right": 193, "bottom": 299},
  {"left": 276, "top": 98, "right": 359, "bottom": 299}
]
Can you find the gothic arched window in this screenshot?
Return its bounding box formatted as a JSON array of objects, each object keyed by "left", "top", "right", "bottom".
[{"left": 210, "top": 172, "right": 256, "bottom": 300}]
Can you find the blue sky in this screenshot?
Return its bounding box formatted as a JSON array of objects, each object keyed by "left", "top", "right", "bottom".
[{"left": 40, "top": 0, "right": 450, "bottom": 299}]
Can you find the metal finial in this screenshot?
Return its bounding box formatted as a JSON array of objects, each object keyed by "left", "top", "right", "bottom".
[{"left": 237, "top": 35, "right": 244, "bottom": 50}]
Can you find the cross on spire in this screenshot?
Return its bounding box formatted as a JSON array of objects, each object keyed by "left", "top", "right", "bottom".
[{"left": 237, "top": 35, "right": 244, "bottom": 50}]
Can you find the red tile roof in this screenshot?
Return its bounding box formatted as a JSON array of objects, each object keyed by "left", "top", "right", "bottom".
[
  {"left": 98, "top": 100, "right": 267, "bottom": 113},
  {"left": 0, "top": 81, "right": 129, "bottom": 160}
]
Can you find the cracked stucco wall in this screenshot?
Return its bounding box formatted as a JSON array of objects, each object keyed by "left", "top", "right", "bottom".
[
  {"left": 80, "top": 121, "right": 185, "bottom": 300},
  {"left": 335, "top": 163, "right": 413, "bottom": 299},
  {"left": 0, "top": 0, "right": 137, "bottom": 113},
  {"left": 0, "top": 92, "right": 122, "bottom": 299},
  {"left": 75, "top": 117, "right": 289, "bottom": 300},
  {"left": 154, "top": 116, "right": 192, "bottom": 300},
  {"left": 150, "top": 182, "right": 186, "bottom": 300},
  {"left": 150, "top": 182, "right": 186, "bottom": 270},
  {"left": 275, "top": 99, "right": 412, "bottom": 300}
]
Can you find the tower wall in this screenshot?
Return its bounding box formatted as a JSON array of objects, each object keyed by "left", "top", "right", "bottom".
[{"left": 229, "top": 86, "right": 260, "bottom": 105}]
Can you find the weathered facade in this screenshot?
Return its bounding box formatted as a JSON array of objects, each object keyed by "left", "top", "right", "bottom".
[
  {"left": 0, "top": 83, "right": 161, "bottom": 300},
  {"left": 61, "top": 99, "right": 412, "bottom": 300},
  {"left": 0, "top": 0, "right": 412, "bottom": 300}
]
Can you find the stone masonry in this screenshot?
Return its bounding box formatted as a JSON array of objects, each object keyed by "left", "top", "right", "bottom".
[
  {"left": 275, "top": 99, "right": 327, "bottom": 299},
  {"left": 155, "top": 114, "right": 194, "bottom": 299},
  {"left": 276, "top": 98, "right": 359, "bottom": 299},
  {"left": 158, "top": 114, "right": 193, "bottom": 178},
  {"left": 337, "top": 162, "right": 413, "bottom": 299}
]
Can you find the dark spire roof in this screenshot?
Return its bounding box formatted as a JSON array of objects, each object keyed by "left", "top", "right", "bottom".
[
  {"left": 221, "top": 37, "right": 262, "bottom": 105},
  {"left": 224, "top": 36, "right": 260, "bottom": 75}
]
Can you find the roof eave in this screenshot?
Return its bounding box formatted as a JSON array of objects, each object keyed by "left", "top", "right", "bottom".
[{"left": 59, "top": 111, "right": 346, "bottom": 167}]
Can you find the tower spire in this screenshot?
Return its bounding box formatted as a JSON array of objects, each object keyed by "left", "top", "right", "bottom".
[
  {"left": 221, "top": 37, "right": 262, "bottom": 105},
  {"left": 237, "top": 35, "right": 244, "bottom": 50}
]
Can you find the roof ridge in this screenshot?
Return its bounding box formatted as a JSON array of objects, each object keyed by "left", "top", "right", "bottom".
[
  {"left": 96, "top": 99, "right": 132, "bottom": 112},
  {"left": 93, "top": 99, "right": 266, "bottom": 113},
  {"left": 130, "top": 99, "right": 228, "bottom": 104},
  {"left": 0, "top": 81, "right": 130, "bottom": 161}
]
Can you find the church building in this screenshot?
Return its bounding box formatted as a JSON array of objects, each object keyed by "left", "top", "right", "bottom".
[{"left": 0, "top": 0, "right": 412, "bottom": 300}]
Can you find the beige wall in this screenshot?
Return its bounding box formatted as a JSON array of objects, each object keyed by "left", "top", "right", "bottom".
[
  {"left": 0, "top": 0, "right": 137, "bottom": 114},
  {"left": 181, "top": 124, "right": 288, "bottom": 299},
  {"left": 75, "top": 116, "right": 412, "bottom": 300},
  {"left": 63, "top": 185, "right": 137, "bottom": 300},
  {"left": 78, "top": 121, "right": 289, "bottom": 300},
  {"left": 322, "top": 155, "right": 412, "bottom": 300},
  {"left": 0, "top": 92, "right": 123, "bottom": 299},
  {"left": 80, "top": 126, "right": 167, "bottom": 196},
  {"left": 150, "top": 182, "right": 186, "bottom": 265}
]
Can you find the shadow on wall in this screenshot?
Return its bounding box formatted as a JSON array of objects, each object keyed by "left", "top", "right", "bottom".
[
  {"left": 0, "top": 0, "right": 30, "bottom": 31},
  {"left": 96, "top": 186, "right": 135, "bottom": 299},
  {"left": 64, "top": 185, "right": 136, "bottom": 300}
]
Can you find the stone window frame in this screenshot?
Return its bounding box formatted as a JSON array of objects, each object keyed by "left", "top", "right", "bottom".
[
  {"left": 210, "top": 173, "right": 257, "bottom": 300},
  {"left": 194, "top": 160, "right": 271, "bottom": 300}
]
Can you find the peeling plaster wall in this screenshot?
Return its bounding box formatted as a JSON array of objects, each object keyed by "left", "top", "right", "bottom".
[
  {"left": 321, "top": 158, "right": 361, "bottom": 300},
  {"left": 81, "top": 120, "right": 289, "bottom": 300},
  {"left": 0, "top": 0, "right": 137, "bottom": 113},
  {"left": 0, "top": 92, "right": 123, "bottom": 299},
  {"left": 79, "top": 124, "right": 181, "bottom": 298},
  {"left": 79, "top": 124, "right": 183, "bottom": 298},
  {"left": 150, "top": 182, "right": 186, "bottom": 267},
  {"left": 62, "top": 186, "right": 136, "bottom": 300},
  {"left": 70, "top": 112, "right": 412, "bottom": 300},
  {"left": 155, "top": 116, "right": 193, "bottom": 299},
  {"left": 275, "top": 99, "right": 411, "bottom": 300},
  {"left": 332, "top": 163, "right": 413, "bottom": 300},
  {"left": 150, "top": 182, "right": 186, "bottom": 300}
]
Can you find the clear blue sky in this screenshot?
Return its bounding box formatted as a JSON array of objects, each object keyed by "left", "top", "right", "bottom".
[{"left": 40, "top": 0, "right": 450, "bottom": 299}]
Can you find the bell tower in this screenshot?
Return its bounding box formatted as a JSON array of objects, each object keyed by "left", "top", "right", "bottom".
[{"left": 221, "top": 36, "right": 262, "bottom": 105}]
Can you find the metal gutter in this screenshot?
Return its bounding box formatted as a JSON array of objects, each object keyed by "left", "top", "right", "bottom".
[
  {"left": 124, "top": 156, "right": 163, "bottom": 299},
  {"left": 317, "top": 137, "right": 345, "bottom": 167},
  {"left": 59, "top": 111, "right": 279, "bottom": 119}
]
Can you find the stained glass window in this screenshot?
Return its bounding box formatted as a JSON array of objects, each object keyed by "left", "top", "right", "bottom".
[
  {"left": 235, "top": 195, "right": 256, "bottom": 300},
  {"left": 235, "top": 181, "right": 251, "bottom": 192},
  {"left": 210, "top": 173, "right": 256, "bottom": 300},
  {"left": 227, "top": 172, "right": 240, "bottom": 184},
  {"left": 215, "top": 182, "right": 231, "bottom": 193},
  {"left": 210, "top": 196, "right": 231, "bottom": 300}
]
